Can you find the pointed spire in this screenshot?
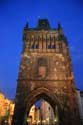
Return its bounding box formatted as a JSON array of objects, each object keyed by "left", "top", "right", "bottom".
[
  {"left": 58, "top": 22, "right": 62, "bottom": 30},
  {"left": 57, "top": 22, "right": 64, "bottom": 36},
  {"left": 24, "top": 22, "right": 29, "bottom": 31},
  {"left": 25, "top": 22, "right": 29, "bottom": 28}
]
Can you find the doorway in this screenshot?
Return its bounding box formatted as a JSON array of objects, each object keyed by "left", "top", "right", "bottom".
[{"left": 27, "top": 99, "right": 59, "bottom": 125}]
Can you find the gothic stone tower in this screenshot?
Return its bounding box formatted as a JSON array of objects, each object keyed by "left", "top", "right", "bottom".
[{"left": 13, "top": 19, "right": 80, "bottom": 125}]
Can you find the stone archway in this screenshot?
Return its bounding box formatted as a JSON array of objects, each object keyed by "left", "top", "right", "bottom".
[{"left": 26, "top": 87, "right": 63, "bottom": 125}]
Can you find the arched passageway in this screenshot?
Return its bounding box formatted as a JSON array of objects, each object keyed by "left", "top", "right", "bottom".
[
  {"left": 25, "top": 87, "right": 64, "bottom": 125},
  {"left": 27, "top": 99, "right": 58, "bottom": 125}
]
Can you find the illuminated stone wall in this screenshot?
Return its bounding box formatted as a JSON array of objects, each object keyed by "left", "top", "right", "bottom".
[
  {"left": 13, "top": 19, "right": 80, "bottom": 125},
  {"left": 0, "top": 91, "right": 14, "bottom": 125}
]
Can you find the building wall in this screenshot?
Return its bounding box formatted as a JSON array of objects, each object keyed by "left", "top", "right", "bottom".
[
  {"left": 76, "top": 90, "right": 83, "bottom": 125},
  {"left": 0, "top": 91, "right": 14, "bottom": 125},
  {"left": 81, "top": 96, "right": 83, "bottom": 117},
  {"left": 76, "top": 90, "right": 82, "bottom": 118},
  {"left": 80, "top": 91, "right": 83, "bottom": 125}
]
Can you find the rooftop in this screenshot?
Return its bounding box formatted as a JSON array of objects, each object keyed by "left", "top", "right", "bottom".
[{"left": 25, "top": 19, "right": 59, "bottom": 31}]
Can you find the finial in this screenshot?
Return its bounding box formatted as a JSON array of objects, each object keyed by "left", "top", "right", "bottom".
[
  {"left": 57, "top": 22, "right": 64, "bottom": 36},
  {"left": 25, "top": 22, "right": 29, "bottom": 28},
  {"left": 58, "top": 22, "right": 62, "bottom": 30}
]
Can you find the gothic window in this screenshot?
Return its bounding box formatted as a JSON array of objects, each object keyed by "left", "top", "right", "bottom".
[
  {"left": 31, "top": 44, "right": 39, "bottom": 49},
  {"left": 35, "top": 44, "right": 39, "bottom": 49},
  {"left": 51, "top": 44, "right": 56, "bottom": 49},
  {"left": 35, "top": 41, "right": 39, "bottom": 49},
  {"left": 48, "top": 44, "right": 51, "bottom": 49},
  {"left": 47, "top": 36, "right": 51, "bottom": 49},
  {"left": 31, "top": 41, "right": 39, "bottom": 49},
  {"left": 31, "top": 44, "right": 35, "bottom": 49}
]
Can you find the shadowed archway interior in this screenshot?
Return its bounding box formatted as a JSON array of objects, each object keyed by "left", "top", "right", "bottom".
[
  {"left": 28, "top": 99, "right": 56, "bottom": 125},
  {"left": 27, "top": 87, "right": 62, "bottom": 114},
  {"left": 26, "top": 87, "right": 63, "bottom": 125}
]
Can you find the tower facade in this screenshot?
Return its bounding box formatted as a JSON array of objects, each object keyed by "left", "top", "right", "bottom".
[{"left": 13, "top": 19, "right": 80, "bottom": 125}]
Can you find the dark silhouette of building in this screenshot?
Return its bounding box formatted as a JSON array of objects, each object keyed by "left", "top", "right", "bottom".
[{"left": 12, "top": 19, "right": 80, "bottom": 125}]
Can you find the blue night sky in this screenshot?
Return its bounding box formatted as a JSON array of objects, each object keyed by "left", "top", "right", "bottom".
[{"left": 0, "top": 0, "right": 83, "bottom": 99}]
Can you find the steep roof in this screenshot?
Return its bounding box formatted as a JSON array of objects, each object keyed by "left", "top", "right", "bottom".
[
  {"left": 24, "top": 19, "right": 57, "bottom": 31},
  {"left": 36, "top": 19, "right": 51, "bottom": 30}
]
